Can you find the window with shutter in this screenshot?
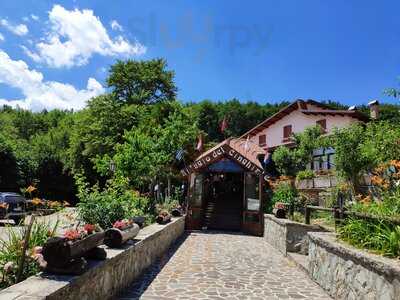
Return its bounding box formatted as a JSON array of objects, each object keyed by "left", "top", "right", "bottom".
[
  {"left": 316, "top": 119, "right": 327, "bottom": 131},
  {"left": 283, "top": 125, "right": 292, "bottom": 139},
  {"left": 258, "top": 134, "right": 266, "bottom": 146}
]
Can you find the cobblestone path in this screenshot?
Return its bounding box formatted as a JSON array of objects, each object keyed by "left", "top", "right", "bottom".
[{"left": 117, "top": 231, "right": 331, "bottom": 300}]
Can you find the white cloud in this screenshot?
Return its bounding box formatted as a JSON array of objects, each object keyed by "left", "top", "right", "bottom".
[
  {"left": 25, "top": 5, "right": 145, "bottom": 68},
  {"left": 0, "top": 33, "right": 4, "bottom": 41},
  {"left": 0, "top": 19, "right": 28, "bottom": 36},
  {"left": 31, "top": 14, "right": 39, "bottom": 21},
  {"left": 0, "top": 50, "right": 104, "bottom": 111},
  {"left": 110, "top": 20, "right": 123, "bottom": 31}
]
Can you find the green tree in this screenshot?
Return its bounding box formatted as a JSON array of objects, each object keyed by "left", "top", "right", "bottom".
[
  {"left": 272, "top": 126, "right": 324, "bottom": 176},
  {"left": 107, "top": 59, "right": 177, "bottom": 105},
  {"left": 361, "top": 121, "right": 400, "bottom": 166},
  {"left": 329, "top": 124, "right": 369, "bottom": 191}
]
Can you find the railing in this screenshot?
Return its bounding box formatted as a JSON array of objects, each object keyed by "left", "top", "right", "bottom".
[{"left": 304, "top": 205, "right": 400, "bottom": 229}]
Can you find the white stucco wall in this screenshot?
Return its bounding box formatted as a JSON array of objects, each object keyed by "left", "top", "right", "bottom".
[{"left": 250, "top": 110, "right": 360, "bottom": 149}]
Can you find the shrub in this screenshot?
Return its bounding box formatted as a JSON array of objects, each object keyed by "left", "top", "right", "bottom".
[
  {"left": 271, "top": 181, "right": 298, "bottom": 209},
  {"left": 272, "top": 126, "right": 324, "bottom": 176},
  {"left": 296, "top": 170, "right": 315, "bottom": 181},
  {"left": 339, "top": 218, "right": 400, "bottom": 258},
  {"left": 338, "top": 171, "right": 400, "bottom": 257},
  {"left": 0, "top": 220, "right": 58, "bottom": 288},
  {"left": 155, "top": 197, "right": 180, "bottom": 214},
  {"left": 76, "top": 176, "right": 153, "bottom": 229}
]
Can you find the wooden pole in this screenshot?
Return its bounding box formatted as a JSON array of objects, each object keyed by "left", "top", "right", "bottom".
[
  {"left": 305, "top": 206, "right": 311, "bottom": 224},
  {"left": 16, "top": 215, "right": 35, "bottom": 283},
  {"left": 333, "top": 207, "right": 340, "bottom": 232}
]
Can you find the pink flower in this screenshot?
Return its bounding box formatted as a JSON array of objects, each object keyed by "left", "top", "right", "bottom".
[{"left": 84, "top": 224, "right": 95, "bottom": 234}]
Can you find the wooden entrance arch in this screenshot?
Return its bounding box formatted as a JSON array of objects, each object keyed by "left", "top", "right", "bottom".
[{"left": 183, "top": 138, "right": 265, "bottom": 236}]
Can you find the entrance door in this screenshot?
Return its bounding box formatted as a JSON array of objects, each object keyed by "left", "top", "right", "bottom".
[
  {"left": 186, "top": 173, "right": 204, "bottom": 230},
  {"left": 242, "top": 173, "right": 264, "bottom": 236},
  {"left": 205, "top": 173, "right": 243, "bottom": 231}
]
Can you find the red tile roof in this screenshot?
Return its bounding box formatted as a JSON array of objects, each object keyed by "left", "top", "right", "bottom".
[{"left": 240, "top": 99, "right": 368, "bottom": 138}]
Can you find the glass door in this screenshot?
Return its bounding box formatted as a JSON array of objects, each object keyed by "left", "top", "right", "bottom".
[
  {"left": 186, "top": 173, "right": 204, "bottom": 230},
  {"left": 242, "top": 172, "right": 264, "bottom": 236}
]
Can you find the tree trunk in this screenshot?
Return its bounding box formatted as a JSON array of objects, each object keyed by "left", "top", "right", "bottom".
[
  {"left": 42, "top": 232, "right": 105, "bottom": 268},
  {"left": 104, "top": 224, "right": 140, "bottom": 248}
]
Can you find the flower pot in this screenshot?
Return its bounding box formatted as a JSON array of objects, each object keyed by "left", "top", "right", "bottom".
[
  {"left": 156, "top": 214, "right": 171, "bottom": 224},
  {"left": 104, "top": 223, "right": 140, "bottom": 248},
  {"left": 171, "top": 208, "right": 182, "bottom": 217},
  {"left": 131, "top": 216, "right": 145, "bottom": 228},
  {"left": 43, "top": 231, "right": 105, "bottom": 269},
  {"left": 272, "top": 208, "right": 286, "bottom": 219}
]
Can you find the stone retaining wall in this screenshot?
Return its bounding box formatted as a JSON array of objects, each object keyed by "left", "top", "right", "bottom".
[
  {"left": 308, "top": 232, "right": 400, "bottom": 299},
  {"left": 0, "top": 217, "right": 185, "bottom": 300},
  {"left": 264, "top": 214, "right": 325, "bottom": 255}
]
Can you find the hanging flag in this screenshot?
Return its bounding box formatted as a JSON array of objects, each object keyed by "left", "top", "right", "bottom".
[
  {"left": 244, "top": 135, "right": 250, "bottom": 151},
  {"left": 220, "top": 116, "right": 228, "bottom": 133},
  {"left": 264, "top": 150, "right": 272, "bottom": 165},
  {"left": 196, "top": 134, "right": 204, "bottom": 152},
  {"left": 175, "top": 149, "right": 184, "bottom": 161}
]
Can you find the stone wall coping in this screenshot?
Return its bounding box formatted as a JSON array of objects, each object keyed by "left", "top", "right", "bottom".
[
  {"left": 308, "top": 231, "right": 400, "bottom": 281},
  {"left": 264, "top": 214, "right": 324, "bottom": 231},
  {"left": 0, "top": 217, "right": 184, "bottom": 300}
]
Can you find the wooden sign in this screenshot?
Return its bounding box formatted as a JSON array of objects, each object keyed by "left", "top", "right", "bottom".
[{"left": 181, "top": 144, "right": 263, "bottom": 176}]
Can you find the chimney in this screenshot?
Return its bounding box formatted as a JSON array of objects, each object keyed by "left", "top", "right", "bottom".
[{"left": 368, "top": 100, "right": 379, "bottom": 120}]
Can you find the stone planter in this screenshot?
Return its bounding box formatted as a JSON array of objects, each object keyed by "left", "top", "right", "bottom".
[
  {"left": 313, "top": 176, "right": 332, "bottom": 188},
  {"left": 296, "top": 179, "right": 314, "bottom": 189}
]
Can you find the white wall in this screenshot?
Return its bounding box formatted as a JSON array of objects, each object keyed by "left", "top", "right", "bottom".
[{"left": 250, "top": 110, "right": 359, "bottom": 149}]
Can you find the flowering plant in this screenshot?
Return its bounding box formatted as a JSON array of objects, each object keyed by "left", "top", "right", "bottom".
[
  {"left": 0, "top": 203, "right": 9, "bottom": 209},
  {"left": 83, "top": 224, "right": 96, "bottom": 234},
  {"left": 274, "top": 202, "right": 286, "bottom": 210},
  {"left": 371, "top": 160, "right": 400, "bottom": 192},
  {"left": 31, "top": 198, "right": 44, "bottom": 206},
  {"left": 113, "top": 219, "right": 132, "bottom": 230},
  {"left": 64, "top": 229, "right": 82, "bottom": 241}
]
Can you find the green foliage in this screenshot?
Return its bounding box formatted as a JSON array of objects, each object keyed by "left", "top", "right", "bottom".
[
  {"left": 339, "top": 184, "right": 400, "bottom": 257},
  {"left": 76, "top": 176, "right": 153, "bottom": 229},
  {"left": 0, "top": 220, "right": 58, "bottom": 288},
  {"left": 329, "top": 123, "right": 369, "bottom": 190},
  {"left": 272, "top": 147, "right": 298, "bottom": 177},
  {"left": 271, "top": 181, "right": 298, "bottom": 209},
  {"left": 339, "top": 218, "right": 400, "bottom": 258},
  {"left": 296, "top": 170, "right": 315, "bottom": 180},
  {"left": 272, "top": 126, "right": 324, "bottom": 176},
  {"left": 330, "top": 121, "right": 400, "bottom": 192},
  {"left": 107, "top": 58, "right": 177, "bottom": 105},
  {"left": 112, "top": 102, "right": 199, "bottom": 189},
  {"left": 192, "top": 99, "right": 289, "bottom": 141},
  {"left": 155, "top": 197, "right": 180, "bottom": 214},
  {"left": 361, "top": 121, "right": 400, "bottom": 166}
]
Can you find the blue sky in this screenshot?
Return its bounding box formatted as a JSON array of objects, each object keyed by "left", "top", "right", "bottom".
[{"left": 0, "top": 1, "right": 399, "bottom": 110}]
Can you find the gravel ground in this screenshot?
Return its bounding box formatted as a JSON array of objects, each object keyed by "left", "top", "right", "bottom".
[{"left": 0, "top": 208, "right": 78, "bottom": 241}]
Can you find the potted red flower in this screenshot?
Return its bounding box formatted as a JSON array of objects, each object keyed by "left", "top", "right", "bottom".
[
  {"left": 104, "top": 219, "right": 140, "bottom": 248},
  {"left": 272, "top": 202, "right": 287, "bottom": 219},
  {"left": 42, "top": 224, "right": 105, "bottom": 274}
]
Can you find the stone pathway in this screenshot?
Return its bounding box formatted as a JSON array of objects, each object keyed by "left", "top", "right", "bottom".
[{"left": 117, "top": 231, "right": 331, "bottom": 300}]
